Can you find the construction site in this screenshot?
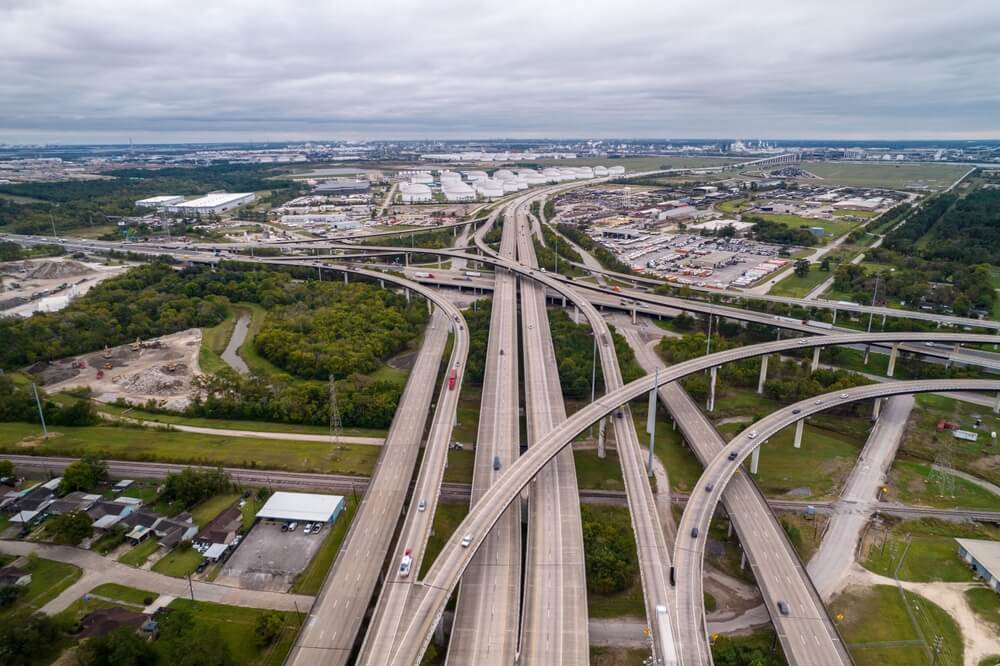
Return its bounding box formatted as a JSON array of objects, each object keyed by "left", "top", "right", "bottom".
[
  {"left": 0, "top": 257, "right": 128, "bottom": 317},
  {"left": 34, "top": 329, "right": 204, "bottom": 411}
]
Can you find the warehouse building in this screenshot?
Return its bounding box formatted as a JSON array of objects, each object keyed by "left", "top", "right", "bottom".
[
  {"left": 136, "top": 195, "right": 185, "bottom": 209},
  {"left": 314, "top": 180, "right": 370, "bottom": 194},
  {"left": 165, "top": 192, "right": 256, "bottom": 215},
  {"left": 256, "top": 492, "right": 346, "bottom": 525},
  {"left": 957, "top": 539, "right": 1000, "bottom": 593}
]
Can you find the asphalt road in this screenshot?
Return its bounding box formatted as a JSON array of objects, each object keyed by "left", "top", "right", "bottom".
[{"left": 673, "top": 379, "right": 1000, "bottom": 666}]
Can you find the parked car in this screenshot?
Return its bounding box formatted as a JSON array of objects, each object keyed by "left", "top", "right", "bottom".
[{"left": 288, "top": 522, "right": 298, "bottom": 532}]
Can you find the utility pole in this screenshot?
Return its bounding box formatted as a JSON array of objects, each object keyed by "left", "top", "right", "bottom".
[
  {"left": 329, "top": 374, "right": 343, "bottom": 450},
  {"left": 187, "top": 574, "right": 195, "bottom": 600},
  {"left": 705, "top": 314, "right": 713, "bottom": 357},
  {"left": 31, "top": 383, "right": 47, "bottom": 439}
]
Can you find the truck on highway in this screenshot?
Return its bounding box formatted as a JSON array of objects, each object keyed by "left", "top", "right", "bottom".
[
  {"left": 398, "top": 549, "right": 413, "bottom": 578},
  {"left": 655, "top": 605, "right": 680, "bottom": 665},
  {"left": 464, "top": 271, "right": 482, "bottom": 277},
  {"left": 413, "top": 271, "right": 434, "bottom": 279},
  {"left": 448, "top": 368, "right": 458, "bottom": 391}
]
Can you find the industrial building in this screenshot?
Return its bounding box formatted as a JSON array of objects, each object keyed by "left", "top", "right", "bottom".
[
  {"left": 280, "top": 214, "right": 361, "bottom": 231},
  {"left": 957, "top": 539, "right": 1000, "bottom": 593},
  {"left": 256, "top": 491, "right": 346, "bottom": 524},
  {"left": 166, "top": 192, "right": 255, "bottom": 215},
  {"left": 136, "top": 195, "right": 185, "bottom": 209},
  {"left": 314, "top": 180, "right": 370, "bottom": 194}
]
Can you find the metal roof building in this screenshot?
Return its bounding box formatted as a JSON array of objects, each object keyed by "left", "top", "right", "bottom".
[
  {"left": 165, "top": 192, "right": 256, "bottom": 215},
  {"left": 957, "top": 539, "right": 1000, "bottom": 593},
  {"left": 256, "top": 492, "right": 345, "bottom": 524}
]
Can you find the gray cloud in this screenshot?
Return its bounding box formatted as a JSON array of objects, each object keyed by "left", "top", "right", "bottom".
[{"left": 1, "top": 0, "right": 998, "bottom": 143}]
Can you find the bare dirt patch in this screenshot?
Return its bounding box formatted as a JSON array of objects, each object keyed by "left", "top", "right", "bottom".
[
  {"left": 388, "top": 350, "right": 417, "bottom": 371},
  {"left": 40, "top": 329, "right": 203, "bottom": 411}
]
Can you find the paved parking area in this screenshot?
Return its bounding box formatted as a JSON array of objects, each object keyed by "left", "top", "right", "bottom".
[{"left": 216, "top": 520, "right": 326, "bottom": 592}]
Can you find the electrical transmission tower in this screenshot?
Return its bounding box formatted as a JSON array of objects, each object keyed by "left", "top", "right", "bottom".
[
  {"left": 329, "top": 374, "right": 344, "bottom": 450},
  {"left": 928, "top": 440, "right": 956, "bottom": 499}
]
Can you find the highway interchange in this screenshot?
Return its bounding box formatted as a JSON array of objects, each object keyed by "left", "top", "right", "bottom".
[{"left": 6, "top": 170, "right": 1000, "bottom": 665}]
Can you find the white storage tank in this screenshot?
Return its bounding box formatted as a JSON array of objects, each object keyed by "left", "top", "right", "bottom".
[{"left": 400, "top": 182, "right": 432, "bottom": 203}]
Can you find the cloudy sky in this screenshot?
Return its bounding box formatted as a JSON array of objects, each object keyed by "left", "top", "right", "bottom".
[{"left": 1, "top": 0, "right": 998, "bottom": 143}]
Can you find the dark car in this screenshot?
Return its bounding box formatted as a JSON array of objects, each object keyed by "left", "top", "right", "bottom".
[
  {"left": 690, "top": 527, "right": 699, "bottom": 538},
  {"left": 196, "top": 559, "right": 209, "bottom": 573},
  {"left": 728, "top": 451, "right": 738, "bottom": 461},
  {"left": 777, "top": 600, "right": 789, "bottom": 615}
]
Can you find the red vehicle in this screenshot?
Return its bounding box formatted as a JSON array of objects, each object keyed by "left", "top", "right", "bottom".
[{"left": 448, "top": 368, "right": 458, "bottom": 391}]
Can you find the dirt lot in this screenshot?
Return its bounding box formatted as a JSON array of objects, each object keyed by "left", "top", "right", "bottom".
[
  {"left": 39, "top": 329, "right": 203, "bottom": 411},
  {"left": 0, "top": 257, "right": 128, "bottom": 316},
  {"left": 215, "top": 521, "right": 326, "bottom": 592}
]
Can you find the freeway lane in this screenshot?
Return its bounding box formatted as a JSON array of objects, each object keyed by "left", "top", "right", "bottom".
[
  {"left": 287, "top": 310, "right": 450, "bottom": 665},
  {"left": 444, "top": 204, "right": 523, "bottom": 665},
  {"left": 386, "top": 331, "right": 999, "bottom": 665},
  {"left": 621, "top": 324, "right": 852, "bottom": 666},
  {"left": 673, "top": 379, "right": 1000, "bottom": 666},
  {"left": 358, "top": 304, "right": 470, "bottom": 661},
  {"left": 516, "top": 201, "right": 589, "bottom": 664}
]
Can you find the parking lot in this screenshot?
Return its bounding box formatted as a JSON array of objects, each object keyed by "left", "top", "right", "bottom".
[{"left": 215, "top": 520, "right": 326, "bottom": 592}]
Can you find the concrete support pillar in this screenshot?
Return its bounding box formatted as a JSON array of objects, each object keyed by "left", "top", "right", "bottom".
[
  {"left": 343, "top": 272, "right": 348, "bottom": 284},
  {"left": 573, "top": 306, "right": 578, "bottom": 324},
  {"left": 873, "top": 397, "right": 882, "bottom": 420},
  {"left": 427, "top": 299, "right": 432, "bottom": 315},
  {"left": 994, "top": 392, "right": 999, "bottom": 415},
  {"left": 434, "top": 616, "right": 446, "bottom": 646},
  {"left": 562, "top": 296, "right": 567, "bottom": 307},
  {"left": 404, "top": 288, "right": 410, "bottom": 304},
  {"left": 740, "top": 551, "right": 747, "bottom": 570},
  {"left": 880, "top": 314, "right": 886, "bottom": 330},
  {"left": 404, "top": 253, "right": 409, "bottom": 267},
  {"left": 631, "top": 308, "right": 637, "bottom": 325},
  {"left": 379, "top": 279, "right": 384, "bottom": 289},
  {"left": 707, "top": 367, "right": 717, "bottom": 412},
  {"left": 811, "top": 347, "right": 821, "bottom": 373},
  {"left": 596, "top": 418, "right": 607, "bottom": 459},
  {"left": 757, "top": 356, "right": 769, "bottom": 395},
  {"left": 887, "top": 343, "right": 899, "bottom": 377},
  {"left": 794, "top": 419, "right": 804, "bottom": 449},
  {"left": 832, "top": 308, "right": 838, "bottom": 325},
  {"left": 863, "top": 345, "right": 870, "bottom": 366},
  {"left": 727, "top": 521, "right": 733, "bottom": 538},
  {"left": 750, "top": 447, "right": 760, "bottom": 475}
]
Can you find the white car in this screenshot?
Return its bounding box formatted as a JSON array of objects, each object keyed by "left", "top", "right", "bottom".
[
  {"left": 839, "top": 393, "right": 849, "bottom": 399},
  {"left": 748, "top": 431, "right": 758, "bottom": 439},
  {"left": 460, "top": 534, "right": 473, "bottom": 548}
]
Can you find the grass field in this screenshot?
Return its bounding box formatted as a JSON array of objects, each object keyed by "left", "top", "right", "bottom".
[
  {"left": 965, "top": 587, "right": 1000, "bottom": 632},
  {"left": 291, "top": 495, "right": 359, "bottom": 594},
  {"left": 0, "top": 422, "right": 380, "bottom": 476},
  {"left": 900, "top": 394, "right": 1000, "bottom": 487},
  {"left": 164, "top": 598, "right": 302, "bottom": 666},
  {"left": 768, "top": 266, "right": 831, "bottom": 297},
  {"left": 0, "top": 557, "right": 82, "bottom": 618},
  {"left": 199, "top": 307, "right": 238, "bottom": 374},
  {"left": 96, "top": 400, "right": 382, "bottom": 437},
  {"left": 775, "top": 510, "right": 829, "bottom": 563},
  {"left": 90, "top": 582, "right": 157, "bottom": 605},
  {"left": 191, "top": 493, "right": 240, "bottom": 527},
  {"left": 152, "top": 546, "right": 202, "bottom": 577},
  {"left": 799, "top": 162, "right": 969, "bottom": 190},
  {"left": 886, "top": 459, "right": 1000, "bottom": 511},
  {"left": 862, "top": 518, "right": 1000, "bottom": 582},
  {"left": 710, "top": 631, "right": 784, "bottom": 666},
  {"left": 830, "top": 584, "right": 963, "bottom": 666},
  {"left": 574, "top": 448, "right": 625, "bottom": 491},
  {"left": 753, "top": 212, "right": 859, "bottom": 241},
  {"left": 419, "top": 501, "right": 468, "bottom": 578},
  {"left": 119, "top": 537, "right": 161, "bottom": 567},
  {"left": 443, "top": 448, "right": 475, "bottom": 484}
]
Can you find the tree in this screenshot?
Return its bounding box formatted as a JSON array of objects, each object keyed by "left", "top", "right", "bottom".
[
  {"left": 157, "top": 608, "right": 234, "bottom": 666},
  {"left": 793, "top": 259, "right": 810, "bottom": 279},
  {"left": 48, "top": 511, "right": 93, "bottom": 545},
  {"left": 0, "top": 585, "right": 22, "bottom": 607},
  {"left": 0, "top": 459, "right": 14, "bottom": 479},
  {"left": 76, "top": 626, "right": 155, "bottom": 666},
  {"left": 0, "top": 613, "right": 62, "bottom": 666},
  {"left": 254, "top": 612, "right": 284, "bottom": 647},
  {"left": 819, "top": 257, "right": 831, "bottom": 272},
  {"left": 59, "top": 455, "right": 107, "bottom": 494}
]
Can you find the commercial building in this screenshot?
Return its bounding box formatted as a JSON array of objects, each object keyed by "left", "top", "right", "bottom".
[
  {"left": 280, "top": 214, "right": 360, "bottom": 231},
  {"left": 256, "top": 491, "right": 346, "bottom": 524},
  {"left": 136, "top": 195, "right": 185, "bottom": 209},
  {"left": 165, "top": 192, "right": 256, "bottom": 215},
  {"left": 957, "top": 539, "right": 1000, "bottom": 593}
]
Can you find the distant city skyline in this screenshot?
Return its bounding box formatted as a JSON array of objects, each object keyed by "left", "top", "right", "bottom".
[{"left": 2, "top": 0, "right": 998, "bottom": 144}]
